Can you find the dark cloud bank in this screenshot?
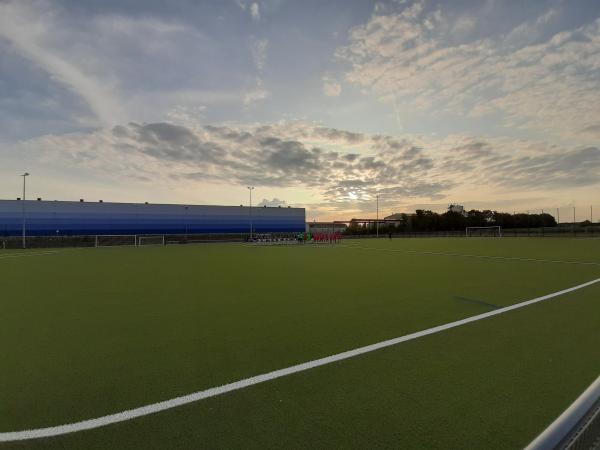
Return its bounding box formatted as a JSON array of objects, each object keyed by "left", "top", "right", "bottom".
[{"left": 109, "top": 121, "right": 600, "bottom": 202}]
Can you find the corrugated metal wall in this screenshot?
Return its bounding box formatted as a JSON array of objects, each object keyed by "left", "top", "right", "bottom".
[{"left": 0, "top": 200, "right": 306, "bottom": 236}]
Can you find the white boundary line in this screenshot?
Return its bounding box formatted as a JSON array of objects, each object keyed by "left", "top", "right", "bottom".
[
  {"left": 342, "top": 244, "right": 600, "bottom": 266},
  {"left": 0, "top": 251, "right": 58, "bottom": 260},
  {"left": 1, "top": 277, "right": 599, "bottom": 442}
]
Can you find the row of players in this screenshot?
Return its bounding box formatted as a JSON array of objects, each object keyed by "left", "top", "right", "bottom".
[{"left": 297, "top": 232, "right": 344, "bottom": 243}]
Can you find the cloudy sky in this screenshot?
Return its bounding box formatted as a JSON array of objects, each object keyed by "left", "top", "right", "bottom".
[{"left": 0, "top": 0, "right": 599, "bottom": 220}]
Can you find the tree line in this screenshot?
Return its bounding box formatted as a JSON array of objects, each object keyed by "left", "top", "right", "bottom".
[{"left": 345, "top": 207, "right": 559, "bottom": 235}]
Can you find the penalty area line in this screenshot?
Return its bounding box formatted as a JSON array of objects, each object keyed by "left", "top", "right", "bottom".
[{"left": 1, "top": 277, "right": 599, "bottom": 442}]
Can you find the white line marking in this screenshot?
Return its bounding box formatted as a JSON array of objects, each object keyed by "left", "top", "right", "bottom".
[
  {"left": 343, "top": 244, "right": 600, "bottom": 266},
  {"left": 0, "top": 251, "right": 58, "bottom": 260},
  {"left": 1, "top": 277, "right": 599, "bottom": 442}
]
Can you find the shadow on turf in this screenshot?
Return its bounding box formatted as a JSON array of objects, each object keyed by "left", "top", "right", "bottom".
[{"left": 453, "top": 296, "right": 500, "bottom": 309}]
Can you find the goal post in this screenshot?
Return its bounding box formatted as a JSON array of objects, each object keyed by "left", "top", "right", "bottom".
[
  {"left": 136, "top": 235, "right": 166, "bottom": 246},
  {"left": 465, "top": 226, "right": 502, "bottom": 237},
  {"left": 95, "top": 235, "right": 137, "bottom": 247}
]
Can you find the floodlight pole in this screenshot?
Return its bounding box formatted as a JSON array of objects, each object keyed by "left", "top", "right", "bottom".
[
  {"left": 247, "top": 186, "right": 254, "bottom": 239},
  {"left": 21, "top": 172, "right": 29, "bottom": 249},
  {"left": 184, "top": 206, "right": 189, "bottom": 239},
  {"left": 376, "top": 194, "right": 379, "bottom": 238}
]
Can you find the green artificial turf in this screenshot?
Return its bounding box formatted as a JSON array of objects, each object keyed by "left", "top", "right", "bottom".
[{"left": 1, "top": 238, "right": 599, "bottom": 449}]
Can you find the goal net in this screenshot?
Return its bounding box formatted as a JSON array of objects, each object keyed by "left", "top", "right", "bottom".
[
  {"left": 95, "top": 235, "right": 137, "bottom": 247},
  {"left": 137, "top": 235, "right": 165, "bottom": 246},
  {"left": 465, "top": 226, "right": 502, "bottom": 237}
]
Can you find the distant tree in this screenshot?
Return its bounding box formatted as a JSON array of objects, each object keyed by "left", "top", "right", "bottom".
[{"left": 343, "top": 208, "right": 557, "bottom": 234}]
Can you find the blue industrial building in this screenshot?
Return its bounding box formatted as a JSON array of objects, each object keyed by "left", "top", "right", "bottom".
[{"left": 0, "top": 199, "right": 306, "bottom": 236}]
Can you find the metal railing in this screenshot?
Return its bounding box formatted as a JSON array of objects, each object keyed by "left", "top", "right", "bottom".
[{"left": 526, "top": 376, "right": 600, "bottom": 450}]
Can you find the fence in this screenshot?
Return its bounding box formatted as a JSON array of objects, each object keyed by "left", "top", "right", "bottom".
[
  {"left": 520, "top": 205, "right": 600, "bottom": 225},
  {"left": 2, "top": 226, "right": 600, "bottom": 250},
  {"left": 344, "top": 226, "right": 600, "bottom": 239},
  {"left": 0, "top": 232, "right": 304, "bottom": 250}
]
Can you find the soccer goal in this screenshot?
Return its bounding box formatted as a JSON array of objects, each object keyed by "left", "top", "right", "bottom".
[
  {"left": 95, "top": 235, "right": 137, "bottom": 247},
  {"left": 465, "top": 226, "right": 502, "bottom": 237},
  {"left": 137, "top": 235, "right": 165, "bottom": 246}
]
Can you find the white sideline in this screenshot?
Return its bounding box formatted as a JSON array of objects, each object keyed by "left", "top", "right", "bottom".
[
  {"left": 1, "top": 277, "right": 599, "bottom": 442},
  {"left": 343, "top": 244, "right": 600, "bottom": 266},
  {"left": 0, "top": 251, "right": 58, "bottom": 260}
]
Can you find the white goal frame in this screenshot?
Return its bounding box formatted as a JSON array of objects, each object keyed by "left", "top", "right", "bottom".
[
  {"left": 136, "top": 235, "right": 165, "bottom": 246},
  {"left": 95, "top": 235, "right": 138, "bottom": 247},
  {"left": 465, "top": 226, "right": 502, "bottom": 237}
]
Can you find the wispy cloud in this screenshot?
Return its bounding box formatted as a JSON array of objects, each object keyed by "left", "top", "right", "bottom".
[
  {"left": 235, "top": 0, "right": 261, "bottom": 21},
  {"left": 0, "top": 0, "right": 272, "bottom": 130},
  {"left": 250, "top": 2, "right": 260, "bottom": 21},
  {"left": 0, "top": 1, "right": 124, "bottom": 125},
  {"left": 250, "top": 37, "right": 269, "bottom": 70},
  {"left": 322, "top": 75, "right": 342, "bottom": 97},
  {"left": 243, "top": 78, "right": 270, "bottom": 106},
  {"left": 257, "top": 198, "right": 288, "bottom": 207},
  {"left": 336, "top": 1, "right": 600, "bottom": 143}
]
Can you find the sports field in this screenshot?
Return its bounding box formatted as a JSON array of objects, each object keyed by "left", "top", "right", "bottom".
[{"left": 1, "top": 238, "right": 599, "bottom": 449}]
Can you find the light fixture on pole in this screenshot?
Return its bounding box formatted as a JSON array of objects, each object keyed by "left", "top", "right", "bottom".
[
  {"left": 21, "top": 172, "right": 30, "bottom": 249},
  {"left": 247, "top": 186, "right": 255, "bottom": 239}
]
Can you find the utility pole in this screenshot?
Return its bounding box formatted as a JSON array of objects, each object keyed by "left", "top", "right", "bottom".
[{"left": 21, "top": 172, "right": 29, "bottom": 249}]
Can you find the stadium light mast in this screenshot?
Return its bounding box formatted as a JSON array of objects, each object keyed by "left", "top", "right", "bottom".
[
  {"left": 21, "top": 172, "right": 30, "bottom": 249},
  {"left": 247, "top": 186, "right": 255, "bottom": 239},
  {"left": 184, "top": 206, "right": 189, "bottom": 239},
  {"left": 376, "top": 194, "right": 379, "bottom": 238}
]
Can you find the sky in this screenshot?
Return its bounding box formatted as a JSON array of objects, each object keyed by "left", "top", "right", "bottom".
[{"left": 0, "top": 0, "right": 599, "bottom": 221}]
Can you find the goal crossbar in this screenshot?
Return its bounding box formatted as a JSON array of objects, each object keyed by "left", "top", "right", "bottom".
[
  {"left": 465, "top": 226, "right": 502, "bottom": 237},
  {"left": 136, "top": 235, "right": 165, "bottom": 246},
  {"left": 94, "top": 235, "right": 138, "bottom": 247}
]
